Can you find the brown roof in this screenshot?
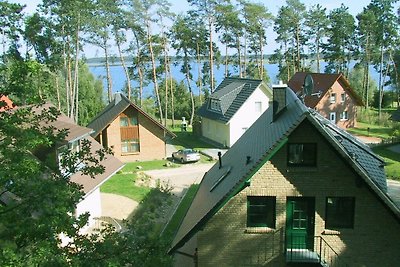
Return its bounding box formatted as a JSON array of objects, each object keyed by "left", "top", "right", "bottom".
[
  {"left": 0, "top": 95, "right": 15, "bottom": 111},
  {"left": 33, "top": 103, "right": 124, "bottom": 195},
  {"left": 287, "top": 72, "right": 364, "bottom": 108},
  {"left": 70, "top": 135, "right": 124, "bottom": 195}
]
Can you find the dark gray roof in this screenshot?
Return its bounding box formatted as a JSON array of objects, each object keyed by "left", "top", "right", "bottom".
[
  {"left": 87, "top": 93, "right": 175, "bottom": 138},
  {"left": 197, "top": 77, "right": 272, "bottom": 123},
  {"left": 170, "top": 87, "right": 395, "bottom": 254}
]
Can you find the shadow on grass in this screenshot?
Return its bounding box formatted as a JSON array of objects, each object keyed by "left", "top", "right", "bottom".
[{"left": 171, "top": 130, "right": 215, "bottom": 150}]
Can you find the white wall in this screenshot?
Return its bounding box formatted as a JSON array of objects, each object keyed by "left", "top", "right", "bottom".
[
  {"left": 202, "top": 117, "right": 230, "bottom": 147},
  {"left": 228, "top": 87, "right": 270, "bottom": 146},
  {"left": 76, "top": 188, "right": 102, "bottom": 232}
]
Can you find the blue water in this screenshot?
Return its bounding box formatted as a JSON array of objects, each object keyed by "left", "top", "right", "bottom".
[{"left": 89, "top": 61, "right": 382, "bottom": 97}]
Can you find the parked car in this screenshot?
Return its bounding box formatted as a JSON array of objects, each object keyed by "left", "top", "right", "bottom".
[{"left": 172, "top": 149, "right": 200, "bottom": 163}]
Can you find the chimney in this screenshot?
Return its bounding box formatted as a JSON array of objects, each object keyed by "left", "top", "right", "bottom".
[
  {"left": 272, "top": 81, "right": 287, "bottom": 121},
  {"left": 114, "top": 92, "right": 122, "bottom": 105}
]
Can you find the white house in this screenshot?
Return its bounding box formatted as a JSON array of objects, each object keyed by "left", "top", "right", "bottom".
[
  {"left": 197, "top": 77, "right": 272, "bottom": 148},
  {"left": 39, "top": 104, "right": 124, "bottom": 232}
]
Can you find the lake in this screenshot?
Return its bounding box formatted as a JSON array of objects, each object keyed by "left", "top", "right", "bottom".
[{"left": 89, "top": 61, "right": 382, "bottom": 97}]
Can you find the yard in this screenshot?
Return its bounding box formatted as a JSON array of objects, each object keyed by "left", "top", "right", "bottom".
[{"left": 372, "top": 145, "right": 400, "bottom": 181}]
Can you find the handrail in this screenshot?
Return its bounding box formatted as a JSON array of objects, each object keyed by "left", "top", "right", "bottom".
[
  {"left": 285, "top": 234, "right": 350, "bottom": 267},
  {"left": 318, "top": 236, "right": 350, "bottom": 267}
]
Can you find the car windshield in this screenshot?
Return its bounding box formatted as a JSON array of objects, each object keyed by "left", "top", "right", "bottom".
[{"left": 183, "top": 149, "right": 194, "bottom": 154}]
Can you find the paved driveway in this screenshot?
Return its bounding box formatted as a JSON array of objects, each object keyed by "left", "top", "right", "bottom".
[{"left": 144, "top": 163, "right": 213, "bottom": 197}]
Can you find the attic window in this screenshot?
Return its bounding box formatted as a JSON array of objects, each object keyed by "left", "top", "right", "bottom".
[
  {"left": 209, "top": 99, "right": 221, "bottom": 112},
  {"left": 288, "top": 143, "right": 317, "bottom": 167}
]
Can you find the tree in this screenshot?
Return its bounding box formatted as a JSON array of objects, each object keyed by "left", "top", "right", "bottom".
[
  {"left": 273, "top": 0, "right": 306, "bottom": 81},
  {"left": 241, "top": 0, "right": 272, "bottom": 81},
  {"left": 348, "top": 63, "right": 377, "bottom": 108},
  {"left": 187, "top": 0, "right": 225, "bottom": 93},
  {"left": 40, "top": 0, "right": 93, "bottom": 122},
  {"left": 367, "top": 0, "right": 398, "bottom": 118},
  {"left": 130, "top": 0, "right": 172, "bottom": 123},
  {"left": 0, "top": 1, "right": 24, "bottom": 57},
  {"left": 0, "top": 101, "right": 111, "bottom": 264},
  {"left": 323, "top": 4, "right": 356, "bottom": 76},
  {"left": 305, "top": 4, "right": 328, "bottom": 73},
  {"left": 214, "top": 2, "right": 243, "bottom": 77}
]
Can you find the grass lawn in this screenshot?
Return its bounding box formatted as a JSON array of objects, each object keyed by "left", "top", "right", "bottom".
[
  {"left": 347, "top": 122, "right": 393, "bottom": 139},
  {"left": 372, "top": 145, "right": 400, "bottom": 181},
  {"left": 162, "top": 184, "right": 199, "bottom": 242},
  {"left": 101, "top": 160, "right": 179, "bottom": 202}
]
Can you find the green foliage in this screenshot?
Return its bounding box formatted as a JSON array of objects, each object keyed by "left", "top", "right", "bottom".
[
  {"left": 162, "top": 184, "right": 199, "bottom": 241},
  {"left": 358, "top": 108, "right": 393, "bottom": 127},
  {"left": 348, "top": 63, "right": 377, "bottom": 107},
  {"left": 0, "top": 103, "right": 113, "bottom": 264},
  {"left": 324, "top": 4, "right": 356, "bottom": 75},
  {"left": 372, "top": 145, "right": 400, "bottom": 180}
]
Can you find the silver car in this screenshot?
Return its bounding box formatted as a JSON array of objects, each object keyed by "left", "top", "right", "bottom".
[{"left": 172, "top": 149, "right": 200, "bottom": 163}]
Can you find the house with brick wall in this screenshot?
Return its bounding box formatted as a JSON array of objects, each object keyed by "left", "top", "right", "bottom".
[
  {"left": 288, "top": 72, "right": 363, "bottom": 129},
  {"left": 169, "top": 86, "right": 400, "bottom": 266},
  {"left": 87, "top": 93, "right": 175, "bottom": 162},
  {"left": 197, "top": 77, "right": 272, "bottom": 148}
]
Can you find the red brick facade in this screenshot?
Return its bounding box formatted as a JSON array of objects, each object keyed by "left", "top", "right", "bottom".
[{"left": 96, "top": 106, "right": 168, "bottom": 162}]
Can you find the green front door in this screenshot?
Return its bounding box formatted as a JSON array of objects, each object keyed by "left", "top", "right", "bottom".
[{"left": 286, "top": 197, "right": 315, "bottom": 249}]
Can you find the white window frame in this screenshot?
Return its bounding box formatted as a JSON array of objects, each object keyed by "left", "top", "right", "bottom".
[
  {"left": 340, "top": 111, "right": 349, "bottom": 121},
  {"left": 330, "top": 93, "right": 337, "bottom": 104},
  {"left": 341, "top": 93, "right": 346, "bottom": 103},
  {"left": 209, "top": 99, "right": 221, "bottom": 112},
  {"left": 329, "top": 112, "right": 336, "bottom": 123},
  {"left": 255, "top": 101, "right": 262, "bottom": 113}
]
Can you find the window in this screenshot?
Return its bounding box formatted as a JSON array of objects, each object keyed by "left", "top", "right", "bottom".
[
  {"left": 330, "top": 93, "right": 336, "bottom": 104},
  {"left": 120, "top": 115, "right": 138, "bottom": 127},
  {"left": 341, "top": 93, "right": 346, "bottom": 103},
  {"left": 326, "top": 197, "right": 355, "bottom": 228},
  {"left": 329, "top": 112, "right": 336, "bottom": 123},
  {"left": 288, "top": 143, "right": 317, "bottom": 166},
  {"left": 255, "top": 101, "right": 262, "bottom": 113},
  {"left": 69, "top": 140, "right": 80, "bottom": 153},
  {"left": 340, "top": 111, "right": 348, "bottom": 120},
  {"left": 247, "top": 196, "right": 276, "bottom": 228},
  {"left": 121, "top": 139, "right": 140, "bottom": 153},
  {"left": 209, "top": 99, "right": 221, "bottom": 112},
  {"left": 120, "top": 117, "right": 129, "bottom": 127}
]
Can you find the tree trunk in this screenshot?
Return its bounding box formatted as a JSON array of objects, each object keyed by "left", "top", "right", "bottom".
[
  {"left": 296, "top": 25, "right": 301, "bottom": 71},
  {"left": 236, "top": 37, "right": 242, "bottom": 78},
  {"left": 62, "top": 25, "right": 70, "bottom": 117},
  {"left": 196, "top": 42, "right": 203, "bottom": 103},
  {"left": 169, "top": 61, "right": 175, "bottom": 128},
  {"left": 184, "top": 55, "right": 195, "bottom": 126},
  {"left": 224, "top": 43, "right": 228, "bottom": 77},
  {"left": 259, "top": 34, "right": 264, "bottom": 79},
  {"left": 243, "top": 30, "right": 247, "bottom": 77},
  {"left": 104, "top": 38, "right": 112, "bottom": 103},
  {"left": 378, "top": 45, "right": 384, "bottom": 120},
  {"left": 208, "top": 16, "right": 214, "bottom": 93},
  {"left": 115, "top": 30, "right": 131, "bottom": 99},
  {"left": 73, "top": 21, "right": 80, "bottom": 123},
  {"left": 316, "top": 38, "right": 320, "bottom": 73},
  {"left": 55, "top": 74, "right": 61, "bottom": 110},
  {"left": 146, "top": 20, "right": 163, "bottom": 122}
]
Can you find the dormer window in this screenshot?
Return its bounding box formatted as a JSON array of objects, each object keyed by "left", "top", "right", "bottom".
[
  {"left": 69, "top": 140, "right": 80, "bottom": 153},
  {"left": 209, "top": 99, "right": 221, "bottom": 112}
]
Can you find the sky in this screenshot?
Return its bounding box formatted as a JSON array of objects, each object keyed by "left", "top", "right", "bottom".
[{"left": 8, "top": 0, "right": 400, "bottom": 58}]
